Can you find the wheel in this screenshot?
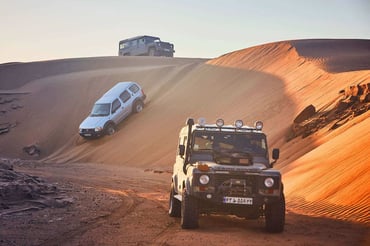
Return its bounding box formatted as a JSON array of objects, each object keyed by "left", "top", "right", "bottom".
[
  {"left": 265, "top": 193, "right": 285, "bottom": 233},
  {"left": 105, "top": 123, "right": 116, "bottom": 135},
  {"left": 181, "top": 190, "right": 199, "bottom": 229},
  {"left": 133, "top": 100, "right": 144, "bottom": 113},
  {"left": 169, "top": 183, "right": 181, "bottom": 217},
  {"left": 148, "top": 48, "right": 155, "bottom": 56}
]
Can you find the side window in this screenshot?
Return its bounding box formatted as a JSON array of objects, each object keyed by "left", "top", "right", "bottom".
[
  {"left": 119, "top": 90, "right": 131, "bottom": 103},
  {"left": 129, "top": 84, "right": 140, "bottom": 94},
  {"left": 132, "top": 39, "right": 138, "bottom": 47},
  {"left": 177, "top": 136, "right": 187, "bottom": 156},
  {"left": 111, "top": 99, "right": 121, "bottom": 114},
  {"left": 123, "top": 42, "right": 130, "bottom": 48}
]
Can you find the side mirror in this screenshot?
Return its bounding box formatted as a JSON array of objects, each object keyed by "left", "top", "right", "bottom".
[
  {"left": 271, "top": 148, "right": 280, "bottom": 167},
  {"left": 272, "top": 148, "right": 280, "bottom": 160},
  {"left": 179, "top": 145, "right": 185, "bottom": 157}
]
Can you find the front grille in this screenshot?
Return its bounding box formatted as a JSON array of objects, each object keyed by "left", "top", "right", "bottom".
[
  {"left": 160, "top": 42, "right": 173, "bottom": 50},
  {"left": 81, "top": 129, "right": 95, "bottom": 134},
  {"left": 215, "top": 174, "right": 257, "bottom": 197}
]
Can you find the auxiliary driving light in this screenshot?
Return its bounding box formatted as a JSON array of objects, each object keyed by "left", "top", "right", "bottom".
[
  {"left": 264, "top": 177, "right": 274, "bottom": 188},
  {"left": 199, "top": 175, "right": 210, "bottom": 185},
  {"left": 216, "top": 118, "right": 224, "bottom": 127},
  {"left": 234, "top": 120, "right": 244, "bottom": 128},
  {"left": 198, "top": 117, "right": 206, "bottom": 126},
  {"left": 255, "top": 121, "right": 263, "bottom": 130}
]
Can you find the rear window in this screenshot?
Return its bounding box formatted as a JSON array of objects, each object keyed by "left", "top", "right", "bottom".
[{"left": 129, "top": 84, "right": 140, "bottom": 93}]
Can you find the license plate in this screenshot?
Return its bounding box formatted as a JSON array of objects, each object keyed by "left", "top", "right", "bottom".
[
  {"left": 223, "top": 197, "right": 253, "bottom": 205},
  {"left": 84, "top": 133, "right": 92, "bottom": 137}
]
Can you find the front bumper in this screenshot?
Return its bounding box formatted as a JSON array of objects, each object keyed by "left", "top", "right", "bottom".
[
  {"left": 188, "top": 173, "right": 282, "bottom": 206},
  {"left": 79, "top": 128, "right": 104, "bottom": 138}
]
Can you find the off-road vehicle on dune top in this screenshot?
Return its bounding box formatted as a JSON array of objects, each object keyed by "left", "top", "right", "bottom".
[
  {"left": 169, "top": 118, "right": 285, "bottom": 232},
  {"left": 118, "top": 35, "right": 175, "bottom": 57}
]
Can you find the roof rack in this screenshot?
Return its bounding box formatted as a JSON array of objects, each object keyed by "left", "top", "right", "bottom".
[{"left": 186, "top": 118, "right": 264, "bottom": 132}]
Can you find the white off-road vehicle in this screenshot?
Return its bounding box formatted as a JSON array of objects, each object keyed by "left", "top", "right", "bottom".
[
  {"left": 79, "top": 81, "right": 146, "bottom": 138},
  {"left": 169, "top": 118, "right": 285, "bottom": 232}
]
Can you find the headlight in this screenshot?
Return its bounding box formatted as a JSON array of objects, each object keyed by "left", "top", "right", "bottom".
[
  {"left": 95, "top": 127, "right": 103, "bottom": 132},
  {"left": 199, "top": 175, "right": 210, "bottom": 185},
  {"left": 264, "top": 177, "right": 274, "bottom": 188}
]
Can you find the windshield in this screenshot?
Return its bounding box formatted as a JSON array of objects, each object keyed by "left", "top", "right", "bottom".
[
  {"left": 90, "top": 103, "right": 111, "bottom": 117},
  {"left": 192, "top": 131, "right": 267, "bottom": 155}
]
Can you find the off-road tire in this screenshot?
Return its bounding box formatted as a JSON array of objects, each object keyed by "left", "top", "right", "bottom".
[
  {"left": 105, "top": 123, "right": 116, "bottom": 135},
  {"left": 181, "top": 190, "right": 199, "bottom": 229},
  {"left": 133, "top": 100, "right": 144, "bottom": 113},
  {"left": 265, "top": 193, "right": 285, "bottom": 233},
  {"left": 169, "top": 183, "right": 181, "bottom": 217}
]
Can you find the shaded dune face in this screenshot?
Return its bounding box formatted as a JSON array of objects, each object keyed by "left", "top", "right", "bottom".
[{"left": 0, "top": 39, "right": 369, "bottom": 224}]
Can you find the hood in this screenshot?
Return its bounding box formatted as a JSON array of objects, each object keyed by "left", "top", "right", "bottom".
[
  {"left": 196, "top": 161, "right": 268, "bottom": 173},
  {"left": 79, "top": 116, "right": 108, "bottom": 129}
]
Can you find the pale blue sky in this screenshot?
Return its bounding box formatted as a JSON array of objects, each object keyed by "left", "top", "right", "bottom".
[{"left": 1, "top": 0, "right": 369, "bottom": 63}]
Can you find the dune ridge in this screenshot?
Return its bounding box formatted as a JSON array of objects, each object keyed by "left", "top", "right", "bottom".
[
  {"left": 208, "top": 39, "right": 370, "bottom": 224},
  {"left": 1, "top": 39, "right": 369, "bottom": 224}
]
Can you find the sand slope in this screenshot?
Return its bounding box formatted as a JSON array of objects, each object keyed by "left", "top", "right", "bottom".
[
  {"left": 1, "top": 39, "right": 369, "bottom": 224},
  {"left": 208, "top": 39, "right": 370, "bottom": 224}
]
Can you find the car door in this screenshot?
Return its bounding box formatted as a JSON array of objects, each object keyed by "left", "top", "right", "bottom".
[
  {"left": 136, "top": 37, "right": 146, "bottom": 55},
  {"left": 130, "top": 39, "right": 140, "bottom": 56},
  {"left": 119, "top": 90, "right": 134, "bottom": 118},
  {"left": 110, "top": 98, "right": 124, "bottom": 124}
]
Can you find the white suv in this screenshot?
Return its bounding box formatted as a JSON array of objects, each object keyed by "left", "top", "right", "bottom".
[{"left": 79, "top": 81, "right": 146, "bottom": 138}]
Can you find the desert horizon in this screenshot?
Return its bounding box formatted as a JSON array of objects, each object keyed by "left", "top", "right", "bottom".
[{"left": 1, "top": 38, "right": 369, "bottom": 245}]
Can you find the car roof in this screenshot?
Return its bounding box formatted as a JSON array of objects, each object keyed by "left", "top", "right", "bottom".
[
  {"left": 119, "top": 35, "right": 160, "bottom": 43},
  {"left": 95, "top": 81, "right": 138, "bottom": 104},
  {"left": 95, "top": 96, "right": 116, "bottom": 104}
]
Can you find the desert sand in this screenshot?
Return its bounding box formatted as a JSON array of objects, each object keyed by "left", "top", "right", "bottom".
[{"left": 0, "top": 39, "right": 369, "bottom": 245}]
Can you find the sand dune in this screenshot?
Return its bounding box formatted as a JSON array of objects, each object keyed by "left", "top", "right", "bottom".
[{"left": 0, "top": 39, "right": 369, "bottom": 224}]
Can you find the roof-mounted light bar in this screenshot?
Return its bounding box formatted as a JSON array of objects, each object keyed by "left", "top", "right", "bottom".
[
  {"left": 216, "top": 118, "right": 224, "bottom": 127},
  {"left": 193, "top": 118, "right": 263, "bottom": 131},
  {"left": 198, "top": 117, "right": 206, "bottom": 127},
  {"left": 234, "top": 120, "right": 243, "bottom": 128},
  {"left": 254, "top": 120, "right": 263, "bottom": 130}
]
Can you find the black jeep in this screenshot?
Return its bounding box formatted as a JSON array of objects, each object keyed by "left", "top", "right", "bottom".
[{"left": 118, "top": 35, "right": 175, "bottom": 57}]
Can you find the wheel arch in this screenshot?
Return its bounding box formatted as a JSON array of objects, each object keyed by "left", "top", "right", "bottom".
[
  {"left": 104, "top": 120, "right": 116, "bottom": 129},
  {"left": 132, "top": 98, "right": 144, "bottom": 112}
]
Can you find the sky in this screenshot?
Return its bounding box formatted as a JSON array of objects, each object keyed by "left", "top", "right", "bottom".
[{"left": 0, "top": 0, "right": 369, "bottom": 63}]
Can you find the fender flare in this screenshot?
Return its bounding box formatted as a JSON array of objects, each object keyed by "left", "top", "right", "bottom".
[{"left": 103, "top": 120, "right": 116, "bottom": 129}]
